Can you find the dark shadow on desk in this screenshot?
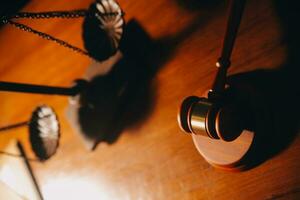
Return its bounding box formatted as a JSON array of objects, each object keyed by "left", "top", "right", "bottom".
[
  {"left": 175, "top": 0, "right": 223, "bottom": 11},
  {"left": 225, "top": 0, "right": 300, "bottom": 169},
  {"left": 0, "top": 0, "right": 28, "bottom": 22},
  {"left": 78, "top": 14, "right": 215, "bottom": 147}
]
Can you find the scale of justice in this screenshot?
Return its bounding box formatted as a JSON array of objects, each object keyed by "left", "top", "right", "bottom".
[{"left": 1, "top": 0, "right": 260, "bottom": 171}]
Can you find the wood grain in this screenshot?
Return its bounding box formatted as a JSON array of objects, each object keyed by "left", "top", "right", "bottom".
[{"left": 0, "top": 0, "right": 299, "bottom": 199}]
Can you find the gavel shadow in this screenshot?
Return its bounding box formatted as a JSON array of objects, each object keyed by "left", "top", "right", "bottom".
[
  {"left": 225, "top": 0, "right": 300, "bottom": 169},
  {"left": 227, "top": 69, "right": 300, "bottom": 169},
  {"left": 77, "top": 14, "right": 215, "bottom": 147}
]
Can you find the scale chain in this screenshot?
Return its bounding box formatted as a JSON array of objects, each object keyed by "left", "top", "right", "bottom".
[
  {"left": 1, "top": 10, "right": 120, "bottom": 60},
  {"left": 5, "top": 19, "right": 91, "bottom": 58}
]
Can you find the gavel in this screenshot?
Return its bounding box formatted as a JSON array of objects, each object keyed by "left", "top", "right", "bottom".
[
  {"left": 177, "top": 0, "right": 254, "bottom": 170},
  {"left": 178, "top": 0, "right": 247, "bottom": 142}
]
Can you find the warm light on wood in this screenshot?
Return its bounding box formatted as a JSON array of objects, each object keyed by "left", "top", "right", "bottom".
[{"left": 0, "top": 0, "right": 299, "bottom": 199}]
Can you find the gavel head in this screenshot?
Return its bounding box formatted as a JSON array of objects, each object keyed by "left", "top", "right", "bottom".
[{"left": 178, "top": 94, "right": 244, "bottom": 142}]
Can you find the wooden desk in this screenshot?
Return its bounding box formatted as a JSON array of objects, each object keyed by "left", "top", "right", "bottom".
[{"left": 0, "top": 0, "right": 299, "bottom": 199}]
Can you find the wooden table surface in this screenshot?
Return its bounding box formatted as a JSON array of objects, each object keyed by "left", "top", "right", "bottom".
[{"left": 0, "top": 0, "right": 299, "bottom": 199}]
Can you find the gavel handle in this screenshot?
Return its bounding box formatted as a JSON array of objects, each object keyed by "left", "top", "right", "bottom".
[{"left": 210, "top": 0, "right": 247, "bottom": 96}]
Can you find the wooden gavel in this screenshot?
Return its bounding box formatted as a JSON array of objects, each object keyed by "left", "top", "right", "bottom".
[
  {"left": 177, "top": 0, "right": 258, "bottom": 171},
  {"left": 178, "top": 0, "right": 247, "bottom": 142}
]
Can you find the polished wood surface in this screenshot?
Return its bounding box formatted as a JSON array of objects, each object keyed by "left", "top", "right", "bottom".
[{"left": 0, "top": 0, "right": 299, "bottom": 199}]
